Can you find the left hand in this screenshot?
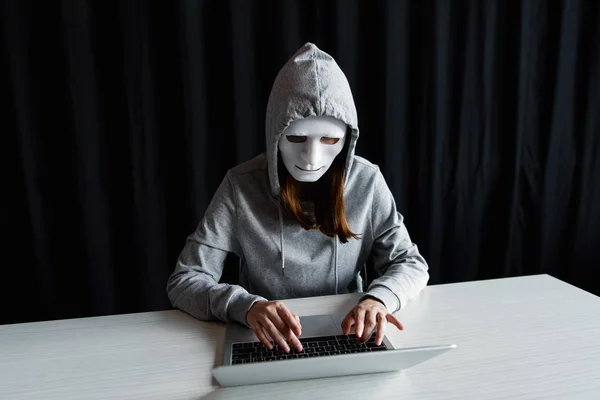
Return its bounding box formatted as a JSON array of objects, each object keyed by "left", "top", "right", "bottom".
[{"left": 341, "top": 298, "right": 404, "bottom": 345}]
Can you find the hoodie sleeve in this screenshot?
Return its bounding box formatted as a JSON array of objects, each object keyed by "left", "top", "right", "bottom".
[
  {"left": 166, "top": 173, "right": 267, "bottom": 327},
  {"left": 362, "top": 168, "right": 430, "bottom": 313}
]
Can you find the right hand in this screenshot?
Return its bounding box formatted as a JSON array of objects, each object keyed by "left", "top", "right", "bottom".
[{"left": 246, "top": 300, "right": 303, "bottom": 353}]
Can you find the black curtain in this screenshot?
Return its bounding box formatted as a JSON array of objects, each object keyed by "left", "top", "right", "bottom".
[{"left": 2, "top": 0, "right": 599, "bottom": 325}]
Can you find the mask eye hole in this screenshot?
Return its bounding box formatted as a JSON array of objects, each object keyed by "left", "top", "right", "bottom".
[
  {"left": 320, "top": 137, "right": 340, "bottom": 145},
  {"left": 286, "top": 136, "right": 306, "bottom": 143}
]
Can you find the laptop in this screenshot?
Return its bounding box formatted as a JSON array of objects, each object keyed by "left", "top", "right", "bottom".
[{"left": 212, "top": 312, "right": 456, "bottom": 387}]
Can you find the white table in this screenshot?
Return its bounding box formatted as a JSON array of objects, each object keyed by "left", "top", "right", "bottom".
[{"left": 1, "top": 274, "right": 599, "bottom": 399}]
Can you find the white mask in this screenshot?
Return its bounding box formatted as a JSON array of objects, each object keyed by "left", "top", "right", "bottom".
[{"left": 278, "top": 116, "right": 347, "bottom": 182}]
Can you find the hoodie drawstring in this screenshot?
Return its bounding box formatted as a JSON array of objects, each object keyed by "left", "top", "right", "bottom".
[
  {"left": 334, "top": 236, "right": 338, "bottom": 294},
  {"left": 278, "top": 204, "right": 285, "bottom": 276}
]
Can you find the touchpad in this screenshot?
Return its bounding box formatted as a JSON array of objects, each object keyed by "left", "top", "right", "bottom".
[{"left": 298, "top": 314, "right": 341, "bottom": 338}]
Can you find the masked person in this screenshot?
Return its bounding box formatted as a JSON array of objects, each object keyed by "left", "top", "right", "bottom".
[{"left": 167, "top": 43, "right": 429, "bottom": 354}]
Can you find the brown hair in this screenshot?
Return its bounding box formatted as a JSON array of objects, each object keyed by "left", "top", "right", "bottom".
[{"left": 278, "top": 132, "right": 360, "bottom": 243}]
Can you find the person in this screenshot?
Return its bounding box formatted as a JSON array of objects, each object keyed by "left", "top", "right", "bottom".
[{"left": 166, "top": 42, "right": 429, "bottom": 355}]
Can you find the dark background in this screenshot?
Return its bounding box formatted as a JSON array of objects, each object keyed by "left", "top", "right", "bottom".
[{"left": 2, "top": 0, "right": 599, "bottom": 326}]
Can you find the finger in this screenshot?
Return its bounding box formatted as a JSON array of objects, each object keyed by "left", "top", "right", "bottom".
[
  {"left": 287, "top": 332, "right": 303, "bottom": 353},
  {"left": 268, "top": 313, "right": 299, "bottom": 351},
  {"left": 341, "top": 311, "right": 355, "bottom": 335},
  {"left": 276, "top": 303, "right": 302, "bottom": 337},
  {"left": 262, "top": 327, "right": 276, "bottom": 348},
  {"left": 354, "top": 306, "right": 366, "bottom": 339},
  {"left": 292, "top": 313, "right": 302, "bottom": 338},
  {"left": 250, "top": 321, "right": 273, "bottom": 350},
  {"left": 272, "top": 311, "right": 302, "bottom": 352},
  {"left": 261, "top": 317, "right": 290, "bottom": 353},
  {"left": 375, "top": 313, "right": 387, "bottom": 346},
  {"left": 386, "top": 314, "right": 404, "bottom": 331},
  {"left": 360, "top": 310, "right": 378, "bottom": 343},
  {"left": 269, "top": 312, "right": 290, "bottom": 335}
]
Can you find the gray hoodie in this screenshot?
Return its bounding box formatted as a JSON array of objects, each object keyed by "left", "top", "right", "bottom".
[{"left": 166, "top": 43, "right": 429, "bottom": 327}]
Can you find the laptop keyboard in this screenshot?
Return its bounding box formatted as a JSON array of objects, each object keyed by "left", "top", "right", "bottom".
[{"left": 231, "top": 334, "right": 389, "bottom": 364}]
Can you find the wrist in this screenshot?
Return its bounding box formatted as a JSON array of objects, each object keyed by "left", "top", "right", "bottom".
[
  {"left": 247, "top": 300, "right": 263, "bottom": 313},
  {"left": 245, "top": 300, "right": 266, "bottom": 323},
  {"left": 360, "top": 295, "right": 384, "bottom": 306},
  {"left": 362, "top": 286, "right": 400, "bottom": 313}
]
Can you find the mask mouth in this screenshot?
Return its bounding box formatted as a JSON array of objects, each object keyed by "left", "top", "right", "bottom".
[{"left": 295, "top": 165, "right": 322, "bottom": 172}]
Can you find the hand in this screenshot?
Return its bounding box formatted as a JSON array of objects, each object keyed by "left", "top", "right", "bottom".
[
  {"left": 341, "top": 298, "right": 404, "bottom": 345},
  {"left": 246, "top": 300, "right": 303, "bottom": 353}
]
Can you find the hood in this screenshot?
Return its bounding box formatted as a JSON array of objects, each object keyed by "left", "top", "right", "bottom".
[{"left": 265, "top": 42, "right": 360, "bottom": 197}]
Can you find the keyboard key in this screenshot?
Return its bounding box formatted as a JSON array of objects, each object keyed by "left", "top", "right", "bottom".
[
  {"left": 232, "top": 347, "right": 255, "bottom": 354},
  {"left": 300, "top": 337, "right": 320, "bottom": 344},
  {"left": 315, "top": 336, "right": 337, "bottom": 341}
]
